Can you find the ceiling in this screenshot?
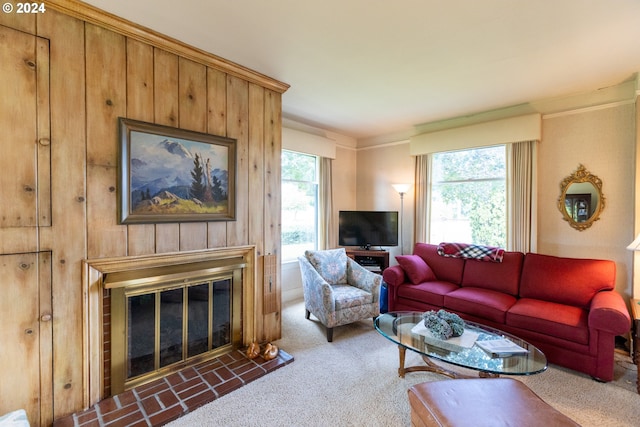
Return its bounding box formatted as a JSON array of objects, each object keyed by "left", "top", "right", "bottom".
[{"left": 81, "top": 0, "right": 640, "bottom": 141}]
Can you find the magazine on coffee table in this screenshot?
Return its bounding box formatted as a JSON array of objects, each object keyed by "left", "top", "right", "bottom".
[{"left": 475, "top": 338, "right": 529, "bottom": 358}]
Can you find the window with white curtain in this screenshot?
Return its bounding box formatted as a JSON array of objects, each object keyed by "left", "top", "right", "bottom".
[
  {"left": 430, "top": 145, "right": 506, "bottom": 247},
  {"left": 281, "top": 150, "right": 319, "bottom": 261}
]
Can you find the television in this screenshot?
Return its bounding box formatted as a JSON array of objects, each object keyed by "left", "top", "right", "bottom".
[{"left": 338, "top": 210, "right": 398, "bottom": 249}]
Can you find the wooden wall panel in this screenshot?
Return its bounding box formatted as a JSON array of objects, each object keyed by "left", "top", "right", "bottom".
[
  {"left": 126, "top": 38, "right": 156, "bottom": 255},
  {"left": 153, "top": 49, "right": 180, "bottom": 252},
  {"left": 36, "top": 36, "right": 52, "bottom": 228},
  {"left": 263, "top": 90, "right": 283, "bottom": 341},
  {"left": 0, "top": 253, "right": 42, "bottom": 424},
  {"left": 207, "top": 68, "right": 229, "bottom": 247},
  {"left": 85, "top": 24, "right": 127, "bottom": 259},
  {"left": 37, "top": 8, "right": 88, "bottom": 419},
  {"left": 178, "top": 58, "right": 208, "bottom": 251},
  {"left": 0, "top": 25, "right": 38, "bottom": 228},
  {"left": 248, "top": 83, "right": 266, "bottom": 338},
  {"left": 226, "top": 76, "right": 250, "bottom": 247},
  {"left": 0, "top": 7, "right": 35, "bottom": 32}
]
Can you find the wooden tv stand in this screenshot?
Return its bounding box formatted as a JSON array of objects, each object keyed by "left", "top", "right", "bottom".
[{"left": 345, "top": 249, "right": 389, "bottom": 274}]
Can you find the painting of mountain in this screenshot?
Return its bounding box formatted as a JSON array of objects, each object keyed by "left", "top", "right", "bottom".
[{"left": 119, "top": 118, "right": 236, "bottom": 223}]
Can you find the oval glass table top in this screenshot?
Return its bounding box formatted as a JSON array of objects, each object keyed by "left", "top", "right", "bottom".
[{"left": 375, "top": 311, "right": 548, "bottom": 376}]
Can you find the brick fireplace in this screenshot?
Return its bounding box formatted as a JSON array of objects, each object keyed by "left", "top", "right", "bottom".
[{"left": 83, "top": 246, "right": 258, "bottom": 405}]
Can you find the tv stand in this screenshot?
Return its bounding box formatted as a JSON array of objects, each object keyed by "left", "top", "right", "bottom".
[{"left": 346, "top": 249, "right": 389, "bottom": 274}]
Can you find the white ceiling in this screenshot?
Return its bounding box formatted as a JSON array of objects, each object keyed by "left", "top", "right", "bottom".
[{"left": 82, "top": 0, "right": 640, "bottom": 141}]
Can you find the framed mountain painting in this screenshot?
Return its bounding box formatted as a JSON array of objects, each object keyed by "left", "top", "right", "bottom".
[{"left": 118, "top": 118, "right": 236, "bottom": 224}]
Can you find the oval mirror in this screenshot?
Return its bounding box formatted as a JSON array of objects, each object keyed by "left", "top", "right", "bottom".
[{"left": 557, "top": 164, "right": 605, "bottom": 231}]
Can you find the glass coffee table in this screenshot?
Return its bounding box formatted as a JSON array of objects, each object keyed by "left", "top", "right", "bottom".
[{"left": 375, "top": 311, "right": 547, "bottom": 378}]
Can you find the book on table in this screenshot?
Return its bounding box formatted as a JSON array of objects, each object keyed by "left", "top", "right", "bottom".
[{"left": 475, "top": 338, "right": 529, "bottom": 358}]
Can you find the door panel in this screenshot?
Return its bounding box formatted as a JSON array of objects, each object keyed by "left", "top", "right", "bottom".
[{"left": 0, "top": 252, "right": 52, "bottom": 426}]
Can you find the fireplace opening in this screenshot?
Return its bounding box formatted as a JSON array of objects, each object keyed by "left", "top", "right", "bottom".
[{"left": 106, "top": 257, "right": 244, "bottom": 394}]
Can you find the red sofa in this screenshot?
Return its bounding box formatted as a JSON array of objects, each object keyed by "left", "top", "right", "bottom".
[{"left": 382, "top": 243, "right": 631, "bottom": 382}]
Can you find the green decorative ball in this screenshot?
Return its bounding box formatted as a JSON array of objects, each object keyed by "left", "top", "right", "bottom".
[{"left": 421, "top": 309, "right": 465, "bottom": 340}]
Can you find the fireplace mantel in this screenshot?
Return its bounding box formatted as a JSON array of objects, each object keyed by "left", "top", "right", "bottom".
[{"left": 82, "top": 246, "right": 257, "bottom": 406}]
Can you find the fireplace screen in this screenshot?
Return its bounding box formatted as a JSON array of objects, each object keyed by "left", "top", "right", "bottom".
[{"left": 110, "top": 264, "right": 243, "bottom": 394}]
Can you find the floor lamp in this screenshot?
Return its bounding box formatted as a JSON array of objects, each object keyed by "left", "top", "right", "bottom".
[{"left": 392, "top": 184, "right": 411, "bottom": 255}]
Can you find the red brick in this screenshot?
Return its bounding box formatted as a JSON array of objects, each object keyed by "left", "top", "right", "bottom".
[
  {"left": 202, "top": 371, "right": 222, "bottom": 387},
  {"left": 148, "top": 404, "right": 185, "bottom": 426},
  {"left": 100, "top": 403, "right": 141, "bottom": 425},
  {"left": 157, "top": 389, "right": 180, "bottom": 408},
  {"left": 176, "top": 382, "right": 208, "bottom": 400},
  {"left": 102, "top": 409, "right": 145, "bottom": 427},
  {"left": 214, "top": 377, "right": 243, "bottom": 397},
  {"left": 213, "top": 365, "right": 234, "bottom": 381},
  {"left": 172, "top": 377, "right": 202, "bottom": 394},
  {"left": 74, "top": 410, "right": 98, "bottom": 425},
  {"left": 183, "top": 389, "right": 216, "bottom": 411},
  {"left": 140, "top": 395, "right": 162, "bottom": 416},
  {"left": 135, "top": 379, "right": 170, "bottom": 399}
]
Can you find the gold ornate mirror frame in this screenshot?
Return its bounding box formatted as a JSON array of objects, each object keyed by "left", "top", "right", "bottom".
[{"left": 557, "top": 164, "right": 605, "bottom": 231}]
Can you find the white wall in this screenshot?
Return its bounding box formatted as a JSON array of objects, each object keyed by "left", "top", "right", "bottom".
[
  {"left": 355, "top": 142, "right": 415, "bottom": 262},
  {"left": 538, "top": 103, "right": 636, "bottom": 298}
]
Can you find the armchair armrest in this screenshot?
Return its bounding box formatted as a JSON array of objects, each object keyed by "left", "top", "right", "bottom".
[
  {"left": 589, "top": 290, "right": 631, "bottom": 335},
  {"left": 347, "top": 258, "right": 382, "bottom": 300},
  {"left": 298, "top": 256, "right": 335, "bottom": 313}
]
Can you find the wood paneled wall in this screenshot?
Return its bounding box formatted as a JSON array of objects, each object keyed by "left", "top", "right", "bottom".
[{"left": 0, "top": 0, "right": 285, "bottom": 423}]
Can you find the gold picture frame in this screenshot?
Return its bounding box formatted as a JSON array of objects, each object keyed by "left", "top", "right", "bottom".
[{"left": 118, "top": 118, "right": 236, "bottom": 224}]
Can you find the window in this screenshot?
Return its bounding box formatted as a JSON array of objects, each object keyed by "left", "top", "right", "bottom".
[
  {"left": 430, "top": 146, "right": 506, "bottom": 247},
  {"left": 281, "top": 150, "right": 319, "bottom": 261}
]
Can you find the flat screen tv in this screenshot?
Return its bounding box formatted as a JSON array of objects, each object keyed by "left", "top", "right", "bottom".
[{"left": 338, "top": 210, "right": 398, "bottom": 249}]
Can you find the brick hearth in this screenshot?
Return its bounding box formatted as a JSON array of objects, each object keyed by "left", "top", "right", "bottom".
[{"left": 53, "top": 349, "right": 293, "bottom": 427}]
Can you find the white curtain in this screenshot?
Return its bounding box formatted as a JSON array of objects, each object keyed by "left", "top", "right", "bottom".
[
  {"left": 413, "top": 154, "right": 431, "bottom": 245},
  {"left": 319, "top": 157, "right": 335, "bottom": 249},
  {"left": 506, "top": 140, "right": 538, "bottom": 252}
]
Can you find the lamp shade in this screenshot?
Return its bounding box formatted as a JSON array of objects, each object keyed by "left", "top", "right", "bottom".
[
  {"left": 392, "top": 184, "right": 411, "bottom": 194},
  {"left": 627, "top": 234, "right": 640, "bottom": 251}
]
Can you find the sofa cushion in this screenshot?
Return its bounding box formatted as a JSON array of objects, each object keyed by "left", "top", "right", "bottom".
[
  {"left": 413, "top": 243, "right": 465, "bottom": 284},
  {"left": 305, "top": 248, "right": 348, "bottom": 284},
  {"left": 461, "top": 251, "right": 524, "bottom": 296},
  {"left": 396, "top": 255, "right": 436, "bottom": 284},
  {"left": 444, "top": 287, "right": 516, "bottom": 324},
  {"left": 397, "top": 281, "right": 460, "bottom": 307},
  {"left": 519, "top": 253, "right": 615, "bottom": 309},
  {"left": 507, "top": 298, "right": 589, "bottom": 345}
]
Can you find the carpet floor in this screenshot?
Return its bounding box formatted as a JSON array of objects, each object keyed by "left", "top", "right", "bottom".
[{"left": 167, "top": 299, "right": 640, "bottom": 427}]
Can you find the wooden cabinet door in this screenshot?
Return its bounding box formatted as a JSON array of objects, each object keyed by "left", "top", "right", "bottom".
[
  {"left": 0, "top": 24, "right": 51, "bottom": 239},
  {"left": 0, "top": 253, "right": 52, "bottom": 426}
]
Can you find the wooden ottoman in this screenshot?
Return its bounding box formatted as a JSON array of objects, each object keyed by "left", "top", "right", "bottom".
[{"left": 408, "top": 378, "right": 580, "bottom": 427}]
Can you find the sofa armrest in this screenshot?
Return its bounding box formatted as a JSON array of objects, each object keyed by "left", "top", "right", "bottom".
[
  {"left": 382, "top": 265, "right": 407, "bottom": 287},
  {"left": 588, "top": 290, "right": 631, "bottom": 335}
]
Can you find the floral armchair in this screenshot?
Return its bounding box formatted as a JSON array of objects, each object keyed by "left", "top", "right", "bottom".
[{"left": 298, "top": 248, "right": 382, "bottom": 342}]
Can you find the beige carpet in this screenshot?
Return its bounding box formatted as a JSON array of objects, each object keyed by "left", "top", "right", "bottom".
[{"left": 168, "top": 299, "right": 640, "bottom": 426}]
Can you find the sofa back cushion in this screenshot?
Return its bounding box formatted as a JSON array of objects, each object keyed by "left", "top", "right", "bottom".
[
  {"left": 461, "top": 251, "right": 524, "bottom": 296},
  {"left": 413, "top": 243, "right": 465, "bottom": 285},
  {"left": 519, "top": 253, "right": 615, "bottom": 309}
]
